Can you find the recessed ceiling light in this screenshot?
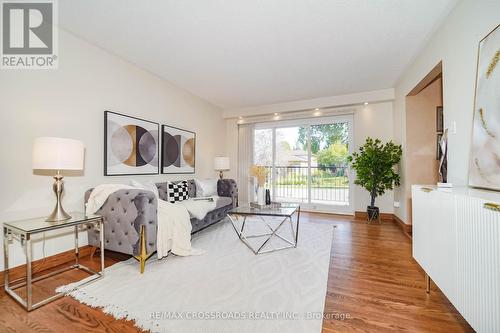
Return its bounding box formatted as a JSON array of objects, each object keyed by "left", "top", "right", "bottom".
[
  {"left": 238, "top": 116, "right": 243, "bottom": 119},
  {"left": 313, "top": 111, "right": 322, "bottom": 116},
  {"left": 315, "top": 108, "right": 320, "bottom": 111},
  {"left": 274, "top": 113, "right": 279, "bottom": 116},
  {"left": 364, "top": 102, "right": 369, "bottom": 105}
]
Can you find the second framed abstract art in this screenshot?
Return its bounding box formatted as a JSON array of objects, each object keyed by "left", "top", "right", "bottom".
[{"left": 161, "top": 125, "right": 196, "bottom": 174}]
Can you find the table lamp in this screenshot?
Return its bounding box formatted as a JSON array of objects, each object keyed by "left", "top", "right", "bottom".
[
  {"left": 32, "top": 137, "right": 84, "bottom": 222},
  {"left": 214, "top": 157, "right": 230, "bottom": 179}
]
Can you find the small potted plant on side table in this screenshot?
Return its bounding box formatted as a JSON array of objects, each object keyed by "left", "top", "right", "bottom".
[{"left": 348, "top": 138, "right": 402, "bottom": 222}]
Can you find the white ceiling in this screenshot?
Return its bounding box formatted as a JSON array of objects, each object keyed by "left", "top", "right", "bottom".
[{"left": 59, "top": 0, "right": 456, "bottom": 109}]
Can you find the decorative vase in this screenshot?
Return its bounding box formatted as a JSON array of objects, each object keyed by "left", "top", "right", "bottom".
[
  {"left": 265, "top": 189, "right": 271, "bottom": 205},
  {"left": 257, "top": 186, "right": 265, "bottom": 205}
]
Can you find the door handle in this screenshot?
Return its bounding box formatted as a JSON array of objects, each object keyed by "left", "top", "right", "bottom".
[{"left": 484, "top": 202, "right": 500, "bottom": 212}]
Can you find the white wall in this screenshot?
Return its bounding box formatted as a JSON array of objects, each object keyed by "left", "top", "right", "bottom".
[
  {"left": 393, "top": 0, "right": 500, "bottom": 223},
  {"left": 225, "top": 101, "right": 396, "bottom": 214},
  {"left": 0, "top": 30, "right": 225, "bottom": 270},
  {"left": 353, "top": 102, "right": 395, "bottom": 214}
]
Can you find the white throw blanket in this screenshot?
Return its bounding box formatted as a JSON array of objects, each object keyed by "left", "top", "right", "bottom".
[
  {"left": 178, "top": 197, "right": 217, "bottom": 220},
  {"left": 86, "top": 184, "right": 205, "bottom": 259}
]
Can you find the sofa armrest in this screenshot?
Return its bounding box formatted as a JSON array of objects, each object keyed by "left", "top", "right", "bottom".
[
  {"left": 85, "top": 189, "right": 158, "bottom": 256},
  {"left": 217, "top": 179, "right": 238, "bottom": 208}
]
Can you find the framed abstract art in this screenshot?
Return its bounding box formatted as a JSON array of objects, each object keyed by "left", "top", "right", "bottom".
[
  {"left": 436, "top": 106, "right": 444, "bottom": 133},
  {"left": 104, "top": 111, "right": 159, "bottom": 176},
  {"left": 161, "top": 125, "right": 196, "bottom": 174},
  {"left": 469, "top": 24, "right": 500, "bottom": 191}
]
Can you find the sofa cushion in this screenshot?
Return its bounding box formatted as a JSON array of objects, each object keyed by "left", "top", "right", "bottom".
[
  {"left": 194, "top": 178, "right": 218, "bottom": 197},
  {"left": 216, "top": 196, "right": 233, "bottom": 209}
]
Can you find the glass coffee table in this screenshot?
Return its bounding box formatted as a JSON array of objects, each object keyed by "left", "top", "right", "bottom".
[{"left": 227, "top": 203, "right": 300, "bottom": 254}]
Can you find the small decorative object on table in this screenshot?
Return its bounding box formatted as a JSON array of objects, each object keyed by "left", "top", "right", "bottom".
[
  {"left": 193, "top": 197, "right": 214, "bottom": 202},
  {"left": 250, "top": 165, "right": 267, "bottom": 206},
  {"left": 437, "top": 182, "right": 453, "bottom": 192},
  {"left": 265, "top": 188, "right": 271, "bottom": 205},
  {"left": 438, "top": 129, "right": 448, "bottom": 183},
  {"left": 256, "top": 187, "right": 265, "bottom": 205}
]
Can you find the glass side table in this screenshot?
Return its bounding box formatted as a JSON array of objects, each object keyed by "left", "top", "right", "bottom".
[{"left": 3, "top": 212, "right": 104, "bottom": 311}]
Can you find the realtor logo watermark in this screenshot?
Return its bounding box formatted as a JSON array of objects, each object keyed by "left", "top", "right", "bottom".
[{"left": 1, "top": 0, "right": 58, "bottom": 69}]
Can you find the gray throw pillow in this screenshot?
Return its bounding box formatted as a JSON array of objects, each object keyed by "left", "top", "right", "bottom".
[{"left": 194, "top": 178, "right": 218, "bottom": 197}]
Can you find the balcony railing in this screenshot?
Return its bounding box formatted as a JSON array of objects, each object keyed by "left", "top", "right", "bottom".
[{"left": 263, "top": 165, "right": 349, "bottom": 205}]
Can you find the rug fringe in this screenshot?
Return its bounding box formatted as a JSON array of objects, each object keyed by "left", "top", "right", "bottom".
[{"left": 58, "top": 287, "right": 159, "bottom": 332}]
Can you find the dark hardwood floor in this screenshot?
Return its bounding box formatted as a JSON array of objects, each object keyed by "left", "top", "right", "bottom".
[{"left": 0, "top": 213, "right": 473, "bottom": 333}]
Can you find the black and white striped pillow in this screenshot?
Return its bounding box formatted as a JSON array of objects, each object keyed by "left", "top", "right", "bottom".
[{"left": 167, "top": 181, "right": 189, "bottom": 203}]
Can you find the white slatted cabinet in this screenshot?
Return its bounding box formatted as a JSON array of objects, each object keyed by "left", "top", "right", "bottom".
[
  {"left": 455, "top": 194, "right": 500, "bottom": 332},
  {"left": 412, "top": 185, "right": 500, "bottom": 333}
]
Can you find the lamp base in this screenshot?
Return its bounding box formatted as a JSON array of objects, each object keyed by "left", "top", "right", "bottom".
[
  {"left": 45, "top": 174, "right": 72, "bottom": 222},
  {"left": 219, "top": 170, "right": 224, "bottom": 179},
  {"left": 46, "top": 206, "right": 71, "bottom": 222}
]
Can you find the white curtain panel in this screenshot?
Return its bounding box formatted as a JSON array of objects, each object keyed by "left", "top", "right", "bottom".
[{"left": 238, "top": 123, "right": 255, "bottom": 204}]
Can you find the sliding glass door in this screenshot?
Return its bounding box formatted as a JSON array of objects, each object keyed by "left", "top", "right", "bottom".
[
  {"left": 254, "top": 115, "right": 354, "bottom": 213},
  {"left": 275, "top": 126, "right": 308, "bottom": 204}
]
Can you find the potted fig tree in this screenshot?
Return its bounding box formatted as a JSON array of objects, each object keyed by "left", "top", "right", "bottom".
[{"left": 348, "top": 138, "right": 402, "bottom": 222}]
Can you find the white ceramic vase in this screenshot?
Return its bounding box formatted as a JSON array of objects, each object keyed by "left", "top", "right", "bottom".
[{"left": 257, "top": 186, "right": 265, "bottom": 205}]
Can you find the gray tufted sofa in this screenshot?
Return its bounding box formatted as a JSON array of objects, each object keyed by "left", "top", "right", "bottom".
[{"left": 85, "top": 179, "right": 238, "bottom": 273}]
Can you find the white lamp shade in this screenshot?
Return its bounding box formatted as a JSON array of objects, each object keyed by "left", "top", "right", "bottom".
[
  {"left": 214, "top": 157, "right": 230, "bottom": 171},
  {"left": 32, "top": 137, "right": 84, "bottom": 170}
]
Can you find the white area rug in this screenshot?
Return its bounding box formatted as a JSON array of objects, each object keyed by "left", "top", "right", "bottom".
[{"left": 59, "top": 218, "right": 333, "bottom": 333}]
